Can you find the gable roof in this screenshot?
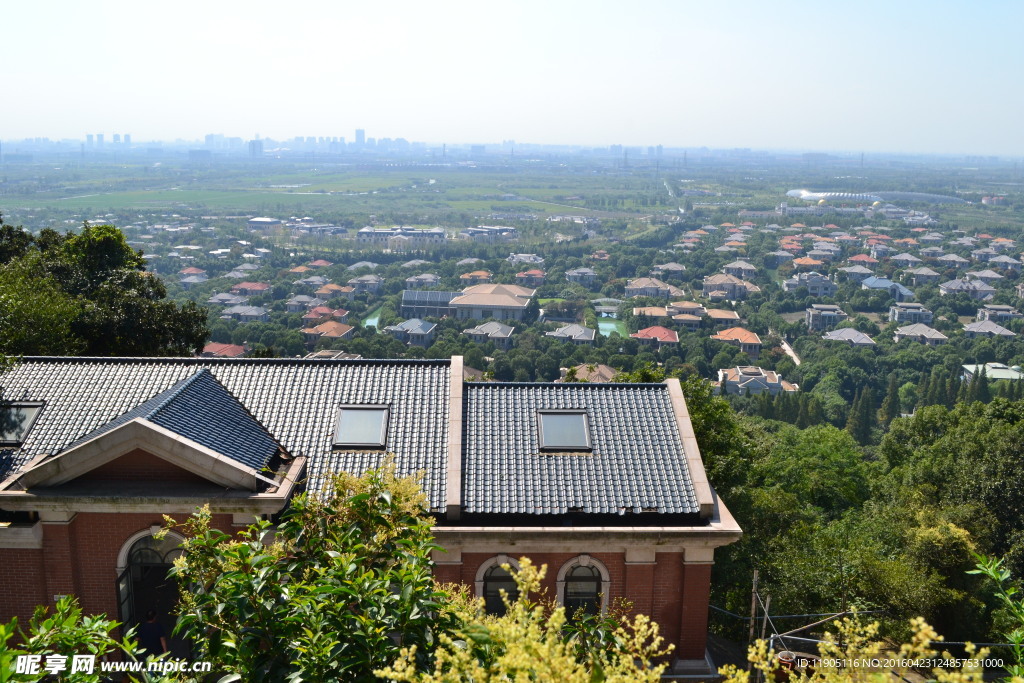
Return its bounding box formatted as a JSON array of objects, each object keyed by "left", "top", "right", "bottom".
[
  {"left": 0, "top": 358, "right": 453, "bottom": 510},
  {"left": 71, "top": 369, "right": 281, "bottom": 470}
]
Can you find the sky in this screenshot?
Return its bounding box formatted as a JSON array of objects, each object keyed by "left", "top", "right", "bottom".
[{"left": 5, "top": 0, "right": 1023, "bottom": 155}]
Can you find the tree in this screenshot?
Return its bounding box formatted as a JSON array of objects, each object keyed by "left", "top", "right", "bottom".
[
  {"left": 169, "top": 465, "right": 454, "bottom": 681},
  {"left": 879, "top": 373, "right": 900, "bottom": 428},
  {"left": 0, "top": 223, "right": 209, "bottom": 357},
  {"left": 168, "top": 465, "right": 670, "bottom": 682}
]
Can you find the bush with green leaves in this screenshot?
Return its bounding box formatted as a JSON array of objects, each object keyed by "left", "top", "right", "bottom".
[
  {"left": 0, "top": 596, "right": 166, "bottom": 683},
  {"left": 167, "top": 466, "right": 457, "bottom": 682}
]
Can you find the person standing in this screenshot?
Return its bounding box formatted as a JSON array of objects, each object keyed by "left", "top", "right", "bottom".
[{"left": 136, "top": 610, "right": 168, "bottom": 659}]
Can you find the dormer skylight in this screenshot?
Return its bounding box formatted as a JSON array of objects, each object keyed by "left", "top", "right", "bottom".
[
  {"left": 334, "top": 406, "right": 389, "bottom": 449},
  {"left": 0, "top": 402, "right": 44, "bottom": 446},
  {"left": 537, "top": 410, "right": 591, "bottom": 451}
]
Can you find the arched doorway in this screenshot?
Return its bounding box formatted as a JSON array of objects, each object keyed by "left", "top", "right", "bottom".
[{"left": 116, "top": 531, "right": 189, "bottom": 658}]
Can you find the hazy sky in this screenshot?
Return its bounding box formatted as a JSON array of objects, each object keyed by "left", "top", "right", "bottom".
[{"left": 5, "top": 0, "right": 1023, "bottom": 155}]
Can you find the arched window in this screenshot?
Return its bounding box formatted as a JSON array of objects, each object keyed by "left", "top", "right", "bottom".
[
  {"left": 475, "top": 555, "right": 521, "bottom": 616},
  {"left": 557, "top": 555, "right": 611, "bottom": 617}
]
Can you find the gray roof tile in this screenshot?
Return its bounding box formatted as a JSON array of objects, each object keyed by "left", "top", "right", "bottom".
[
  {"left": 462, "top": 383, "right": 698, "bottom": 516},
  {"left": 0, "top": 358, "right": 451, "bottom": 509}
]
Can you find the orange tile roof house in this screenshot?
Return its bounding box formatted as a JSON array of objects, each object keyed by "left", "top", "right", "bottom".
[
  {"left": 300, "top": 320, "right": 355, "bottom": 346},
  {"left": 460, "top": 270, "right": 493, "bottom": 286},
  {"left": 307, "top": 259, "right": 334, "bottom": 268},
  {"left": 450, "top": 284, "right": 536, "bottom": 321},
  {"left": 515, "top": 269, "right": 546, "bottom": 287},
  {"left": 200, "top": 342, "right": 247, "bottom": 358},
  {"left": 710, "top": 327, "right": 762, "bottom": 360},
  {"left": 630, "top": 326, "right": 680, "bottom": 346},
  {"left": 229, "top": 282, "right": 271, "bottom": 296},
  {"left": 0, "top": 357, "right": 741, "bottom": 675}
]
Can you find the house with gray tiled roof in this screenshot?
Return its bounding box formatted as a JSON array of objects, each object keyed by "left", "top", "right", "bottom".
[
  {"left": 939, "top": 278, "right": 996, "bottom": 300},
  {"left": 207, "top": 292, "right": 249, "bottom": 306},
  {"left": 651, "top": 262, "right": 687, "bottom": 278},
  {"left": 823, "top": 328, "right": 876, "bottom": 347},
  {"left": 716, "top": 366, "right": 798, "bottom": 396},
  {"left": 893, "top": 323, "right": 948, "bottom": 346},
  {"left": 721, "top": 260, "right": 756, "bottom": 279},
  {"left": 462, "top": 321, "right": 515, "bottom": 350},
  {"left": 890, "top": 253, "right": 923, "bottom": 268},
  {"left": 286, "top": 295, "right": 326, "bottom": 313},
  {"left": 963, "top": 320, "right": 1016, "bottom": 339},
  {"left": 967, "top": 270, "right": 1005, "bottom": 285},
  {"left": 937, "top": 253, "right": 971, "bottom": 269},
  {"left": 783, "top": 272, "right": 836, "bottom": 297},
  {"left": 405, "top": 273, "right": 441, "bottom": 289},
  {"left": 836, "top": 265, "right": 874, "bottom": 283},
  {"left": 989, "top": 254, "right": 1022, "bottom": 272},
  {"left": 220, "top": 305, "right": 270, "bottom": 323},
  {"left": 565, "top": 267, "right": 597, "bottom": 288},
  {"left": 383, "top": 318, "right": 438, "bottom": 347},
  {"left": 347, "top": 274, "right": 384, "bottom": 294},
  {"left": 902, "top": 267, "right": 941, "bottom": 287},
  {"left": 0, "top": 357, "right": 741, "bottom": 675},
  {"left": 545, "top": 323, "right": 597, "bottom": 345}
]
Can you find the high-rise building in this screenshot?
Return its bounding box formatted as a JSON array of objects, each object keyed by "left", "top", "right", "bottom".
[
  {"left": 96, "top": 134, "right": 104, "bottom": 148},
  {"left": 355, "top": 129, "right": 365, "bottom": 146},
  {"left": 124, "top": 134, "right": 131, "bottom": 146},
  {"left": 86, "top": 134, "right": 94, "bottom": 148},
  {"left": 248, "top": 139, "right": 264, "bottom": 158},
  {"left": 113, "top": 134, "right": 121, "bottom": 144}
]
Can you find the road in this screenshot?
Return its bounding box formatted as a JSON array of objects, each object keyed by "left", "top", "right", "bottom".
[{"left": 773, "top": 332, "right": 802, "bottom": 366}]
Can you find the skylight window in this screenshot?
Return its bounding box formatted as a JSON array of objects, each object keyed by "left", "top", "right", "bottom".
[
  {"left": 334, "top": 406, "right": 389, "bottom": 448},
  {"left": 0, "top": 403, "right": 44, "bottom": 446},
  {"left": 538, "top": 411, "right": 591, "bottom": 451}
]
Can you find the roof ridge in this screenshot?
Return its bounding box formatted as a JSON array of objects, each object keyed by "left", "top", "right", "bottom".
[
  {"left": 20, "top": 356, "right": 452, "bottom": 366},
  {"left": 147, "top": 369, "right": 211, "bottom": 421}
]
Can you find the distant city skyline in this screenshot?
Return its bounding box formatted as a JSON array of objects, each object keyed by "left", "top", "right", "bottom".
[{"left": 5, "top": 0, "right": 1023, "bottom": 156}]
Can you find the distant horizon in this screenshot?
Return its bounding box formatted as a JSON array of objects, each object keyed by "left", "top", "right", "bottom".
[
  {"left": 2, "top": 133, "right": 1020, "bottom": 161},
  {"left": 6, "top": 1, "right": 1023, "bottom": 157}
]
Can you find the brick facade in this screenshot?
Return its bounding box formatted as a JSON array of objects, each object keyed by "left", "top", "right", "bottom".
[{"left": 1, "top": 511, "right": 235, "bottom": 628}]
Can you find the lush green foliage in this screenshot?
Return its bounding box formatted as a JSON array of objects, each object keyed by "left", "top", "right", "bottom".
[
  {"left": 0, "top": 596, "right": 163, "bottom": 683},
  {"left": 0, "top": 219, "right": 208, "bottom": 357},
  {"left": 167, "top": 466, "right": 668, "bottom": 682},
  {"left": 378, "top": 559, "right": 672, "bottom": 683},
  {"left": 168, "top": 467, "right": 454, "bottom": 681}
]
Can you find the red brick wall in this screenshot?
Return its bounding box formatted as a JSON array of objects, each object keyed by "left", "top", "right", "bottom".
[
  {"left": 0, "top": 511, "right": 235, "bottom": 628},
  {"left": 68, "top": 512, "right": 235, "bottom": 621},
  {"left": 3, "top": 549, "right": 47, "bottom": 625},
  {"left": 76, "top": 449, "right": 211, "bottom": 485},
  {"left": 440, "top": 550, "right": 710, "bottom": 660}
]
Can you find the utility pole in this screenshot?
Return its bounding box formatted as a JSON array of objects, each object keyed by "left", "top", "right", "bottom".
[{"left": 746, "top": 569, "right": 759, "bottom": 671}]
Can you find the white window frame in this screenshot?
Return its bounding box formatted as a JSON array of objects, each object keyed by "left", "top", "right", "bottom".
[{"left": 474, "top": 554, "right": 522, "bottom": 598}]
